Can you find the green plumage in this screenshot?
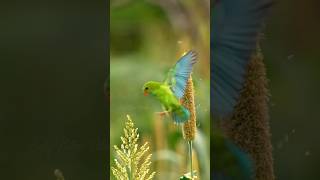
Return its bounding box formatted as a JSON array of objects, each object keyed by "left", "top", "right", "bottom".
[
  {"left": 143, "top": 81, "right": 188, "bottom": 123},
  {"left": 143, "top": 81, "right": 179, "bottom": 110}
]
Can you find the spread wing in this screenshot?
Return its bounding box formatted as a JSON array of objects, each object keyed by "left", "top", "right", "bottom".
[
  {"left": 211, "top": 0, "right": 272, "bottom": 117},
  {"left": 164, "top": 51, "right": 197, "bottom": 99}
]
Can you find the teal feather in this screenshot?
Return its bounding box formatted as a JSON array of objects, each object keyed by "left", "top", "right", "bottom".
[
  {"left": 212, "top": 131, "right": 254, "bottom": 180},
  {"left": 172, "top": 106, "right": 190, "bottom": 123}
]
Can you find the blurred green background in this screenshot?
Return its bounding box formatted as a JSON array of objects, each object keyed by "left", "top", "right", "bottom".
[
  {"left": 110, "top": 0, "right": 210, "bottom": 179},
  {"left": 262, "top": 0, "right": 320, "bottom": 179}
]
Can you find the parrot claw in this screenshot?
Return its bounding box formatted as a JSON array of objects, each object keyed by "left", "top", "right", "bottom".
[
  {"left": 181, "top": 97, "right": 190, "bottom": 104},
  {"left": 155, "top": 111, "right": 170, "bottom": 117}
]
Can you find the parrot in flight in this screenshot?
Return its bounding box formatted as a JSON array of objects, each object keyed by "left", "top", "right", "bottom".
[
  {"left": 211, "top": 0, "right": 273, "bottom": 118},
  {"left": 143, "top": 51, "right": 197, "bottom": 124}
]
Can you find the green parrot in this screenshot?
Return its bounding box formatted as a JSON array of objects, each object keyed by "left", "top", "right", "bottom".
[{"left": 142, "top": 51, "right": 197, "bottom": 124}]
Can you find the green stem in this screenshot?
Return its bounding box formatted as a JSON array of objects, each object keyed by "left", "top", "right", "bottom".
[
  {"left": 127, "top": 165, "right": 132, "bottom": 180},
  {"left": 188, "top": 140, "right": 193, "bottom": 178}
]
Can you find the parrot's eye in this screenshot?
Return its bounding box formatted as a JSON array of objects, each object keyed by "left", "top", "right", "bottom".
[{"left": 145, "top": 87, "right": 149, "bottom": 90}]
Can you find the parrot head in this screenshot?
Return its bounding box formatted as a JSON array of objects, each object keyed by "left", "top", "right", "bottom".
[{"left": 142, "top": 81, "right": 160, "bottom": 96}]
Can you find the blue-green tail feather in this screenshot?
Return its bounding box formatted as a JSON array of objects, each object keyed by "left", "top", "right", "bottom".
[{"left": 172, "top": 106, "right": 190, "bottom": 123}]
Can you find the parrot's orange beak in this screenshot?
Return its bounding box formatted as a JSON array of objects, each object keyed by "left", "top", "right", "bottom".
[{"left": 144, "top": 91, "right": 148, "bottom": 96}]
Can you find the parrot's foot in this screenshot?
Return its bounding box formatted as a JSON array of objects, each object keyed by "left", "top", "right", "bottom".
[
  {"left": 155, "top": 111, "right": 170, "bottom": 117},
  {"left": 180, "top": 97, "right": 190, "bottom": 104}
]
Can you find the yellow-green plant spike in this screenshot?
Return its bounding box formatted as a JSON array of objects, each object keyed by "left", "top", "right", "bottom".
[
  {"left": 54, "top": 169, "right": 65, "bottom": 180},
  {"left": 111, "top": 115, "right": 156, "bottom": 180}
]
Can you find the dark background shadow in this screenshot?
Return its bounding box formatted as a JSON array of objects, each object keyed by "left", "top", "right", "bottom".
[
  {"left": 263, "top": 0, "right": 320, "bottom": 179},
  {"left": 0, "top": 0, "right": 108, "bottom": 179}
]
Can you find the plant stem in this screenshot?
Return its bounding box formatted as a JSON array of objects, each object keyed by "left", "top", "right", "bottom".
[
  {"left": 188, "top": 140, "right": 193, "bottom": 178},
  {"left": 127, "top": 165, "right": 132, "bottom": 180}
]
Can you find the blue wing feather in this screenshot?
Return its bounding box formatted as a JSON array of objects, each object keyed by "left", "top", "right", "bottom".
[
  {"left": 211, "top": 0, "right": 272, "bottom": 117},
  {"left": 166, "top": 51, "right": 197, "bottom": 99}
]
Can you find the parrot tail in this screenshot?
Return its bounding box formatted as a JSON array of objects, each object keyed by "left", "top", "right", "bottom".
[{"left": 172, "top": 106, "right": 190, "bottom": 124}]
